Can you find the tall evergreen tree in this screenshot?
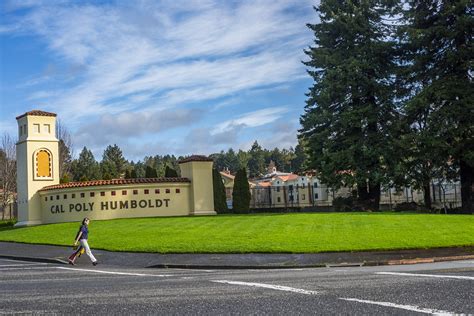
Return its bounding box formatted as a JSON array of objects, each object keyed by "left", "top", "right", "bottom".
[
  {"left": 236, "top": 150, "right": 250, "bottom": 171},
  {"left": 248, "top": 141, "right": 265, "bottom": 178},
  {"left": 212, "top": 168, "right": 229, "bottom": 213},
  {"left": 101, "top": 144, "right": 128, "bottom": 179},
  {"left": 299, "top": 0, "right": 398, "bottom": 211},
  {"left": 401, "top": 0, "right": 473, "bottom": 212},
  {"left": 291, "top": 143, "right": 306, "bottom": 173},
  {"left": 232, "top": 168, "right": 251, "bottom": 213},
  {"left": 72, "top": 147, "right": 100, "bottom": 181}
]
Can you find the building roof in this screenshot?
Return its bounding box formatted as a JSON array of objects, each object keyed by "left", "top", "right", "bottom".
[
  {"left": 178, "top": 155, "right": 213, "bottom": 163},
  {"left": 256, "top": 181, "right": 272, "bottom": 187},
  {"left": 275, "top": 174, "right": 299, "bottom": 182},
  {"left": 16, "top": 110, "right": 57, "bottom": 120},
  {"left": 39, "top": 177, "right": 191, "bottom": 191}
]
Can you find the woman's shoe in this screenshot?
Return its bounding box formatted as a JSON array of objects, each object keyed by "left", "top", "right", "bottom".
[
  {"left": 68, "top": 260, "right": 75, "bottom": 265},
  {"left": 92, "top": 261, "right": 98, "bottom": 266}
]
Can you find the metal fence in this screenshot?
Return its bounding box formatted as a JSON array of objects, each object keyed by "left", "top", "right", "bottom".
[
  {"left": 248, "top": 183, "right": 464, "bottom": 210},
  {"left": 382, "top": 183, "right": 463, "bottom": 209},
  {"left": 249, "top": 185, "right": 342, "bottom": 209},
  {"left": 0, "top": 202, "right": 17, "bottom": 220}
]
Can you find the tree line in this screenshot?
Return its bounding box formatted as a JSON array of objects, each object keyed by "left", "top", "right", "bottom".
[
  {"left": 300, "top": 0, "right": 472, "bottom": 212},
  {"left": 56, "top": 141, "right": 305, "bottom": 183}
]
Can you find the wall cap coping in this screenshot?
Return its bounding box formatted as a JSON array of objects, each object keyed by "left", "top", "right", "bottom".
[{"left": 39, "top": 177, "right": 191, "bottom": 191}]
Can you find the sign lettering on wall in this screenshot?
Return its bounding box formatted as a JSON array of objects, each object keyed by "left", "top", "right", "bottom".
[{"left": 50, "top": 199, "right": 171, "bottom": 214}]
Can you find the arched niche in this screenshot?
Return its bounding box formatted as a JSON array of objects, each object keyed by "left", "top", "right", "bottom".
[{"left": 33, "top": 148, "right": 53, "bottom": 180}]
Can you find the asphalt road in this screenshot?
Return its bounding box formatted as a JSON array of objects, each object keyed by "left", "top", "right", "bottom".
[{"left": 0, "top": 258, "right": 472, "bottom": 315}]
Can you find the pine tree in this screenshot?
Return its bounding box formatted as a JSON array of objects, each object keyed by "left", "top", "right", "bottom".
[
  {"left": 248, "top": 141, "right": 265, "bottom": 178},
  {"left": 72, "top": 147, "right": 100, "bottom": 181},
  {"left": 299, "top": 1, "right": 399, "bottom": 211},
  {"left": 401, "top": 0, "right": 473, "bottom": 212},
  {"left": 232, "top": 168, "right": 251, "bottom": 213},
  {"left": 212, "top": 168, "right": 229, "bottom": 213},
  {"left": 101, "top": 144, "right": 128, "bottom": 179}
]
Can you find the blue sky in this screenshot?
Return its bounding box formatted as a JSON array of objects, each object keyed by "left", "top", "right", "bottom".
[{"left": 0, "top": 0, "right": 318, "bottom": 161}]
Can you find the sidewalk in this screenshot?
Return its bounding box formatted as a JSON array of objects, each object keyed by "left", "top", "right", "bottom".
[{"left": 1, "top": 241, "right": 473, "bottom": 269}]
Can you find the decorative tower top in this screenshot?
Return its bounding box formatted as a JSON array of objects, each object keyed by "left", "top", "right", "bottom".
[
  {"left": 16, "top": 110, "right": 58, "bottom": 143},
  {"left": 267, "top": 160, "right": 276, "bottom": 174}
]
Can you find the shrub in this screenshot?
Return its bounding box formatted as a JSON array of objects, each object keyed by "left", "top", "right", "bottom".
[
  {"left": 165, "top": 166, "right": 179, "bottom": 177},
  {"left": 232, "top": 168, "right": 251, "bottom": 213},
  {"left": 212, "top": 168, "right": 228, "bottom": 214},
  {"left": 333, "top": 196, "right": 354, "bottom": 212},
  {"left": 394, "top": 202, "right": 418, "bottom": 212}
]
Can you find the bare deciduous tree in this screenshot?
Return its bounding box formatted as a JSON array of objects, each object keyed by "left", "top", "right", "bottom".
[
  {"left": 0, "top": 133, "right": 17, "bottom": 220},
  {"left": 56, "top": 119, "right": 74, "bottom": 181}
]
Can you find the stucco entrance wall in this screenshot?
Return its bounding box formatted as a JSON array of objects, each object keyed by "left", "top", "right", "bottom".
[{"left": 39, "top": 178, "right": 191, "bottom": 224}]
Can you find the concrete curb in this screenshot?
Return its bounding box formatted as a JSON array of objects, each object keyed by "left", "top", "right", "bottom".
[
  {"left": 0, "top": 254, "right": 67, "bottom": 265},
  {"left": 2, "top": 252, "right": 473, "bottom": 270},
  {"left": 146, "top": 255, "right": 474, "bottom": 269},
  {"left": 146, "top": 263, "right": 328, "bottom": 269}
]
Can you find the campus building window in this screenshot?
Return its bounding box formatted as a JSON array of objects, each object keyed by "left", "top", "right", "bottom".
[
  {"left": 45, "top": 197, "right": 47, "bottom": 201},
  {"left": 314, "top": 183, "right": 318, "bottom": 188},
  {"left": 133, "top": 190, "right": 138, "bottom": 195},
  {"left": 122, "top": 190, "right": 127, "bottom": 195},
  {"left": 72, "top": 194, "right": 75, "bottom": 198},
  {"left": 176, "top": 188, "right": 180, "bottom": 193},
  {"left": 276, "top": 186, "right": 280, "bottom": 192},
  {"left": 90, "top": 192, "right": 95, "bottom": 197},
  {"left": 166, "top": 189, "right": 170, "bottom": 193},
  {"left": 144, "top": 189, "right": 149, "bottom": 194},
  {"left": 50, "top": 196, "right": 53, "bottom": 201},
  {"left": 33, "top": 124, "right": 40, "bottom": 133},
  {"left": 63, "top": 194, "right": 67, "bottom": 199},
  {"left": 56, "top": 195, "right": 59, "bottom": 200},
  {"left": 81, "top": 193, "right": 85, "bottom": 198},
  {"left": 43, "top": 124, "right": 50, "bottom": 134},
  {"left": 277, "top": 197, "right": 281, "bottom": 203},
  {"left": 302, "top": 194, "right": 306, "bottom": 200},
  {"left": 155, "top": 189, "right": 160, "bottom": 194},
  {"left": 111, "top": 191, "right": 116, "bottom": 196},
  {"left": 314, "top": 193, "right": 319, "bottom": 199},
  {"left": 101, "top": 192, "right": 105, "bottom": 196}
]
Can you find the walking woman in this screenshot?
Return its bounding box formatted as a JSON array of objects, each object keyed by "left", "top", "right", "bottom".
[{"left": 68, "top": 217, "right": 98, "bottom": 266}]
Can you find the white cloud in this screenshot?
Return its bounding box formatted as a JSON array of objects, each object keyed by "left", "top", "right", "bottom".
[
  {"left": 214, "top": 107, "right": 289, "bottom": 134},
  {"left": 2, "top": 0, "right": 318, "bottom": 156}
]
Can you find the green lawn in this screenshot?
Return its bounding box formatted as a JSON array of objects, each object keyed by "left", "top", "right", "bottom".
[{"left": 0, "top": 213, "right": 473, "bottom": 253}]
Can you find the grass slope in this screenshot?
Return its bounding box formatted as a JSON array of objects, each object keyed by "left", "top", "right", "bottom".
[{"left": 0, "top": 213, "right": 473, "bottom": 253}]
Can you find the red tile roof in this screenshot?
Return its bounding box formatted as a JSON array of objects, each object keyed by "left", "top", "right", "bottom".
[
  {"left": 16, "top": 110, "right": 57, "bottom": 120},
  {"left": 178, "top": 155, "right": 213, "bottom": 163},
  {"left": 276, "top": 174, "right": 299, "bottom": 182},
  {"left": 39, "top": 178, "right": 190, "bottom": 191},
  {"left": 219, "top": 171, "right": 235, "bottom": 180}
]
